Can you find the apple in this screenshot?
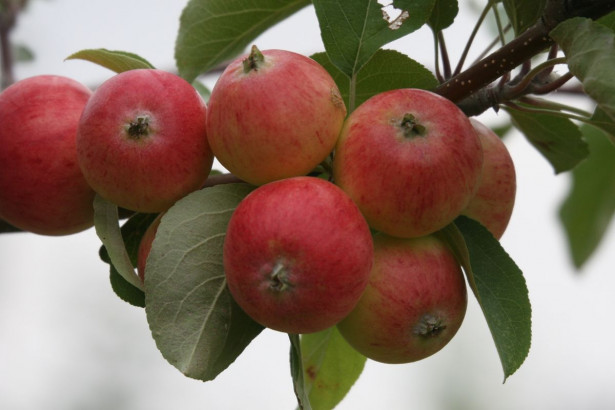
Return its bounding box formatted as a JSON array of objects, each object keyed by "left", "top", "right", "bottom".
[
  {"left": 206, "top": 45, "right": 347, "bottom": 186},
  {"left": 137, "top": 213, "right": 163, "bottom": 283},
  {"left": 223, "top": 176, "right": 374, "bottom": 334},
  {"left": 462, "top": 118, "right": 516, "bottom": 239},
  {"left": 77, "top": 69, "right": 213, "bottom": 213},
  {"left": 333, "top": 88, "right": 483, "bottom": 238},
  {"left": 337, "top": 233, "right": 467, "bottom": 364},
  {"left": 0, "top": 75, "right": 95, "bottom": 235}
]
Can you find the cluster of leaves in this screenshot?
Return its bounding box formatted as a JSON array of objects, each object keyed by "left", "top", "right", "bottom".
[{"left": 66, "top": 0, "right": 615, "bottom": 409}]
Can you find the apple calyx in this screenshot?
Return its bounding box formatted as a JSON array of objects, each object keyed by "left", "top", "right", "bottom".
[
  {"left": 242, "top": 45, "right": 266, "bottom": 73},
  {"left": 268, "top": 260, "right": 292, "bottom": 292},
  {"left": 126, "top": 115, "right": 151, "bottom": 139},
  {"left": 399, "top": 113, "right": 426, "bottom": 138},
  {"left": 413, "top": 313, "right": 446, "bottom": 338}
]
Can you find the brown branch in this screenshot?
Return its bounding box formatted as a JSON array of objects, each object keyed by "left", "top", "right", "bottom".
[
  {"left": 435, "top": 21, "right": 554, "bottom": 104},
  {"left": 435, "top": 0, "right": 615, "bottom": 115}
]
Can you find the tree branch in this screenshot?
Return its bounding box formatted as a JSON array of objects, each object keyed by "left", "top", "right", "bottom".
[{"left": 435, "top": 0, "right": 615, "bottom": 115}]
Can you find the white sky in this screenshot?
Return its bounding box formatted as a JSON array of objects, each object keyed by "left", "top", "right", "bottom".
[{"left": 1, "top": 1, "right": 614, "bottom": 409}]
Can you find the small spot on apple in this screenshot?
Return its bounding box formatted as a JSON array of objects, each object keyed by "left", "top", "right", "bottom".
[
  {"left": 413, "top": 313, "right": 446, "bottom": 338},
  {"left": 330, "top": 88, "right": 345, "bottom": 110}
]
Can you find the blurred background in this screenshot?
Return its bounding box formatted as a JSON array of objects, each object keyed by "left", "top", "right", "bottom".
[{"left": 1, "top": 1, "right": 614, "bottom": 409}]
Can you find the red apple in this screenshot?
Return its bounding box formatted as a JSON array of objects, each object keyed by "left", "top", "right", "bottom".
[
  {"left": 333, "top": 88, "right": 483, "bottom": 238},
  {"left": 77, "top": 69, "right": 213, "bottom": 213},
  {"left": 462, "top": 118, "right": 516, "bottom": 239},
  {"left": 206, "top": 46, "right": 347, "bottom": 185},
  {"left": 337, "top": 233, "right": 467, "bottom": 364},
  {"left": 223, "top": 176, "right": 373, "bottom": 334},
  {"left": 137, "top": 213, "right": 163, "bottom": 282},
  {"left": 0, "top": 75, "right": 95, "bottom": 235}
]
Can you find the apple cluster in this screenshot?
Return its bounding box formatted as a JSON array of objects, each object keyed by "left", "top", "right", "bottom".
[{"left": 0, "top": 45, "right": 516, "bottom": 364}]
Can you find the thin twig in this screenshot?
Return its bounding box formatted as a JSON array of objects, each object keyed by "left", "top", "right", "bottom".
[
  {"left": 452, "top": 0, "right": 493, "bottom": 76},
  {"left": 437, "top": 31, "right": 452, "bottom": 80}
]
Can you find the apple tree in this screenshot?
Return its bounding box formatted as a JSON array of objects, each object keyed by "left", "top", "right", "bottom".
[{"left": 1, "top": 0, "right": 615, "bottom": 409}]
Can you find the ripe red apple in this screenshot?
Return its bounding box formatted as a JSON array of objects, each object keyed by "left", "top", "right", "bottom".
[
  {"left": 223, "top": 176, "right": 374, "bottom": 334},
  {"left": 206, "top": 46, "right": 347, "bottom": 186},
  {"left": 137, "top": 213, "right": 163, "bottom": 282},
  {"left": 337, "top": 233, "right": 467, "bottom": 364},
  {"left": 0, "top": 75, "right": 95, "bottom": 235},
  {"left": 77, "top": 69, "right": 213, "bottom": 213},
  {"left": 333, "top": 88, "right": 483, "bottom": 238},
  {"left": 462, "top": 118, "right": 516, "bottom": 239}
]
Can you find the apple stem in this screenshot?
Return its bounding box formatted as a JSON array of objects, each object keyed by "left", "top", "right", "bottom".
[
  {"left": 126, "top": 115, "right": 150, "bottom": 139},
  {"left": 413, "top": 313, "right": 446, "bottom": 338},
  {"left": 400, "top": 113, "right": 426, "bottom": 138},
  {"left": 243, "top": 45, "right": 265, "bottom": 73}
]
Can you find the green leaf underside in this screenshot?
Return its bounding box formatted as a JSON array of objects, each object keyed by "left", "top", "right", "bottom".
[
  {"left": 505, "top": 107, "right": 589, "bottom": 174},
  {"left": 290, "top": 334, "right": 312, "bottom": 410},
  {"left": 65, "top": 49, "right": 154, "bottom": 73},
  {"left": 312, "top": 0, "right": 435, "bottom": 77},
  {"left": 428, "top": 0, "right": 459, "bottom": 31},
  {"left": 99, "top": 212, "right": 158, "bottom": 307},
  {"left": 312, "top": 49, "right": 439, "bottom": 109},
  {"left": 301, "top": 327, "right": 366, "bottom": 410},
  {"left": 503, "top": 0, "right": 546, "bottom": 35},
  {"left": 93, "top": 195, "right": 143, "bottom": 291},
  {"left": 144, "top": 184, "right": 263, "bottom": 381},
  {"left": 437, "top": 217, "right": 531, "bottom": 381},
  {"left": 175, "top": 0, "right": 310, "bottom": 82},
  {"left": 551, "top": 18, "right": 615, "bottom": 123},
  {"left": 559, "top": 124, "right": 615, "bottom": 268}
]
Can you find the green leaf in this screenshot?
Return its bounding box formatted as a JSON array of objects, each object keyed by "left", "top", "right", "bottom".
[
  {"left": 94, "top": 195, "right": 144, "bottom": 292},
  {"left": 312, "top": 49, "right": 438, "bottom": 109},
  {"left": 428, "top": 0, "right": 458, "bottom": 31},
  {"left": 65, "top": 48, "right": 154, "bottom": 73},
  {"left": 145, "top": 183, "right": 263, "bottom": 381},
  {"left": 503, "top": 0, "right": 546, "bottom": 35},
  {"left": 437, "top": 217, "right": 531, "bottom": 381},
  {"left": 551, "top": 18, "right": 615, "bottom": 123},
  {"left": 590, "top": 105, "right": 615, "bottom": 145},
  {"left": 175, "top": 0, "right": 310, "bottom": 82},
  {"left": 192, "top": 79, "right": 212, "bottom": 102},
  {"left": 301, "top": 327, "right": 366, "bottom": 410},
  {"left": 290, "top": 334, "right": 312, "bottom": 410},
  {"left": 13, "top": 44, "right": 34, "bottom": 63},
  {"left": 505, "top": 107, "right": 589, "bottom": 173},
  {"left": 597, "top": 10, "right": 615, "bottom": 30},
  {"left": 559, "top": 124, "right": 615, "bottom": 268},
  {"left": 99, "top": 212, "right": 158, "bottom": 307},
  {"left": 312, "top": 0, "right": 435, "bottom": 77}
]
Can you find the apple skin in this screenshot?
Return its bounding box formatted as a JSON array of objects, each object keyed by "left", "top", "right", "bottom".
[
  {"left": 77, "top": 69, "right": 213, "bottom": 213},
  {"left": 462, "top": 118, "right": 516, "bottom": 239},
  {"left": 223, "top": 176, "right": 374, "bottom": 334},
  {"left": 337, "top": 233, "right": 467, "bottom": 364},
  {"left": 206, "top": 46, "right": 347, "bottom": 185},
  {"left": 137, "top": 213, "right": 163, "bottom": 283},
  {"left": 333, "top": 88, "right": 483, "bottom": 238},
  {"left": 0, "top": 75, "right": 95, "bottom": 235}
]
